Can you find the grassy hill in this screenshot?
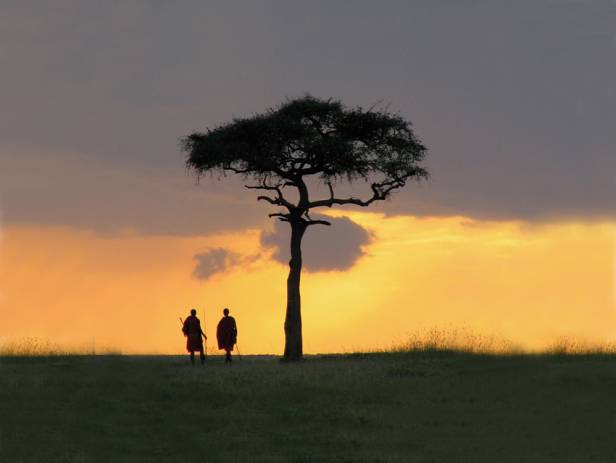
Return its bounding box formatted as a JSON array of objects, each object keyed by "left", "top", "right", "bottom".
[{"left": 1, "top": 352, "right": 616, "bottom": 462}]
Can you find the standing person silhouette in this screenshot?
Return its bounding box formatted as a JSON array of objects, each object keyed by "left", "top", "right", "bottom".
[
  {"left": 182, "top": 309, "right": 207, "bottom": 366},
  {"left": 216, "top": 308, "right": 237, "bottom": 364}
]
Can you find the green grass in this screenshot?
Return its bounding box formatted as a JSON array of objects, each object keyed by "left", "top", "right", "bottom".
[
  {"left": 0, "top": 337, "right": 120, "bottom": 357},
  {"left": 1, "top": 352, "right": 616, "bottom": 462}
]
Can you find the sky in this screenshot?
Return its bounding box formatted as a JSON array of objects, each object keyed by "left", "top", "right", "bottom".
[{"left": 1, "top": 1, "right": 615, "bottom": 353}]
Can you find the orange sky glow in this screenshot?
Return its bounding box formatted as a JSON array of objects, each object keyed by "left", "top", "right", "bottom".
[{"left": 1, "top": 212, "right": 614, "bottom": 354}]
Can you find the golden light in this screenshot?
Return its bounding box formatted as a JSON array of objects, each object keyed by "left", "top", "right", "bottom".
[{"left": 0, "top": 213, "right": 614, "bottom": 354}]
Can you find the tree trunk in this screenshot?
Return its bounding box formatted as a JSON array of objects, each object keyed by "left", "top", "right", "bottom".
[{"left": 283, "top": 220, "right": 306, "bottom": 361}]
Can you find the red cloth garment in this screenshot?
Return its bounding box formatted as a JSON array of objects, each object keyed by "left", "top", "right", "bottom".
[
  {"left": 182, "top": 315, "right": 204, "bottom": 352},
  {"left": 216, "top": 316, "right": 237, "bottom": 351}
]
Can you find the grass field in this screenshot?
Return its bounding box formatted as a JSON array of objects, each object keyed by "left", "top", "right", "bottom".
[{"left": 2, "top": 350, "right": 616, "bottom": 463}]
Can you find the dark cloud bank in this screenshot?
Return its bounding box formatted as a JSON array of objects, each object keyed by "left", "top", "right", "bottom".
[
  {"left": 1, "top": 1, "right": 615, "bottom": 235},
  {"left": 192, "top": 216, "right": 372, "bottom": 279},
  {"left": 192, "top": 248, "right": 259, "bottom": 280},
  {"left": 261, "top": 215, "right": 372, "bottom": 272}
]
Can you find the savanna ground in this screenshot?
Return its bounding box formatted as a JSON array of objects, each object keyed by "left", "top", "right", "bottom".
[{"left": 2, "top": 338, "right": 616, "bottom": 463}]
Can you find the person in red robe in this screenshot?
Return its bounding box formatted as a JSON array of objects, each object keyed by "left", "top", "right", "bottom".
[
  {"left": 216, "top": 308, "right": 237, "bottom": 363},
  {"left": 182, "top": 309, "right": 207, "bottom": 365}
]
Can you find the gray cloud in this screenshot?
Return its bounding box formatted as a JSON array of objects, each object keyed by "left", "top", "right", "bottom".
[
  {"left": 0, "top": 152, "right": 266, "bottom": 236},
  {"left": 192, "top": 248, "right": 259, "bottom": 280},
  {"left": 261, "top": 216, "right": 372, "bottom": 272},
  {"left": 1, "top": 1, "right": 615, "bottom": 232},
  {"left": 193, "top": 249, "right": 232, "bottom": 280}
]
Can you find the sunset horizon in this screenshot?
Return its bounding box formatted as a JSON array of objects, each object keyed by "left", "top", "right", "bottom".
[
  {"left": 2, "top": 209, "right": 614, "bottom": 355},
  {"left": 3, "top": 3, "right": 616, "bottom": 461}
]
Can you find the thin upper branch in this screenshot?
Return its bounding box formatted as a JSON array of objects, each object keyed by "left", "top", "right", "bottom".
[
  {"left": 269, "top": 212, "right": 291, "bottom": 222},
  {"left": 308, "top": 178, "right": 406, "bottom": 209},
  {"left": 256, "top": 195, "right": 279, "bottom": 205},
  {"left": 245, "top": 179, "right": 295, "bottom": 210},
  {"left": 224, "top": 165, "right": 252, "bottom": 174}
]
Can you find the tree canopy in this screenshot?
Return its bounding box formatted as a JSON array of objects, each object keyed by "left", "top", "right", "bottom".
[{"left": 182, "top": 96, "right": 427, "bottom": 219}]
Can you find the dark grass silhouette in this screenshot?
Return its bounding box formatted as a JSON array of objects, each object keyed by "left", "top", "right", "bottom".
[{"left": 2, "top": 347, "right": 616, "bottom": 462}]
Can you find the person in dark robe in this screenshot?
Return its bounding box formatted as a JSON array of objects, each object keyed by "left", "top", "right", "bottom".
[
  {"left": 182, "top": 308, "right": 207, "bottom": 365},
  {"left": 216, "top": 308, "right": 237, "bottom": 364}
]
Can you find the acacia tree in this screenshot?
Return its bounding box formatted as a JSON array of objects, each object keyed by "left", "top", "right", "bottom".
[{"left": 181, "top": 96, "right": 428, "bottom": 361}]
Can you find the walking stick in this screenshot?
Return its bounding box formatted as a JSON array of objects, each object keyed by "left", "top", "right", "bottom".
[
  {"left": 202, "top": 310, "right": 207, "bottom": 357},
  {"left": 235, "top": 342, "right": 242, "bottom": 362}
]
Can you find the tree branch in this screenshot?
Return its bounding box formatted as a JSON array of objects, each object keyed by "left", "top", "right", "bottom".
[
  {"left": 256, "top": 195, "right": 279, "bottom": 205},
  {"left": 306, "top": 219, "right": 331, "bottom": 227},
  {"left": 224, "top": 165, "right": 252, "bottom": 174},
  {"left": 245, "top": 179, "right": 295, "bottom": 210},
  {"left": 269, "top": 212, "right": 290, "bottom": 222},
  {"left": 301, "top": 207, "right": 331, "bottom": 227},
  {"left": 308, "top": 177, "right": 406, "bottom": 209}
]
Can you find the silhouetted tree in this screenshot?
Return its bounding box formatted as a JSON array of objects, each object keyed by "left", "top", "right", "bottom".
[{"left": 181, "top": 96, "right": 428, "bottom": 361}]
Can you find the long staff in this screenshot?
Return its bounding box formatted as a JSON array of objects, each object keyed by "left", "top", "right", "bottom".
[
  {"left": 202, "top": 310, "right": 208, "bottom": 357},
  {"left": 235, "top": 342, "right": 242, "bottom": 362}
]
